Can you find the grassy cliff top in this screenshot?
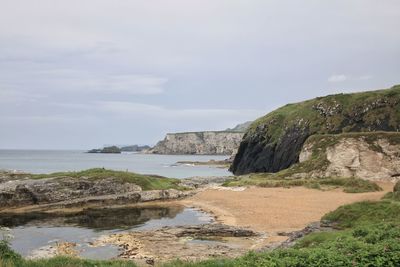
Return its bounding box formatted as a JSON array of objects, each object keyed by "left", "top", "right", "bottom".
[
  {"left": 165, "top": 130, "right": 244, "bottom": 135},
  {"left": 30, "top": 168, "right": 183, "bottom": 191},
  {"left": 247, "top": 84, "right": 400, "bottom": 142}
]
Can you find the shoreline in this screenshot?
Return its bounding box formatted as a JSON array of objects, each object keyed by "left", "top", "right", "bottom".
[{"left": 0, "top": 169, "right": 395, "bottom": 262}]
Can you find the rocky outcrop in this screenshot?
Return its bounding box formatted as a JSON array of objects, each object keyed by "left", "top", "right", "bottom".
[
  {"left": 298, "top": 132, "right": 400, "bottom": 180},
  {"left": 231, "top": 85, "right": 400, "bottom": 175},
  {"left": 93, "top": 224, "right": 258, "bottom": 264},
  {"left": 0, "top": 171, "right": 235, "bottom": 210},
  {"left": 0, "top": 175, "right": 192, "bottom": 209},
  {"left": 149, "top": 131, "right": 244, "bottom": 155},
  {"left": 87, "top": 146, "right": 121, "bottom": 154}
]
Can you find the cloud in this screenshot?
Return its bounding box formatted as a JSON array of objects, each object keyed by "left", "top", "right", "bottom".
[
  {"left": 359, "top": 75, "right": 373, "bottom": 81},
  {"left": 50, "top": 100, "right": 265, "bottom": 125},
  {"left": 328, "top": 74, "right": 373, "bottom": 83},
  {"left": 91, "top": 101, "right": 265, "bottom": 120},
  {"left": 328, "top": 74, "right": 347, "bottom": 83},
  {"left": 0, "top": 69, "right": 167, "bottom": 96},
  {"left": 0, "top": 89, "right": 47, "bottom": 103},
  {"left": 51, "top": 72, "right": 167, "bottom": 95}
]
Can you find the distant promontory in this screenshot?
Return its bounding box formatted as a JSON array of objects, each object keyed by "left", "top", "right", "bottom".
[{"left": 87, "top": 145, "right": 150, "bottom": 154}]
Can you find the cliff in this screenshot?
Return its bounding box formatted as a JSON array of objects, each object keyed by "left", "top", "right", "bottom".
[
  {"left": 149, "top": 131, "right": 244, "bottom": 155},
  {"left": 231, "top": 85, "right": 400, "bottom": 175},
  {"left": 298, "top": 132, "right": 400, "bottom": 180},
  {"left": 120, "top": 145, "right": 151, "bottom": 152},
  {"left": 225, "top": 121, "right": 252, "bottom": 132}
]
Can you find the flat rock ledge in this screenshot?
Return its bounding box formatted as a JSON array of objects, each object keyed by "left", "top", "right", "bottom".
[
  {"left": 92, "top": 224, "right": 258, "bottom": 265},
  {"left": 0, "top": 173, "right": 232, "bottom": 211},
  {"left": 179, "top": 176, "right": 232, "bottom": 189},
  {"left": 0, "top": 178, "right": 188, "bottom": 211}
]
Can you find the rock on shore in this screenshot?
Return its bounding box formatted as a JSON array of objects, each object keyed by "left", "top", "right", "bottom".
[
  {"left": 0, "top": 170, "right": 233, "bottom": 210},
  {"left": 0, "top": 174, "right": 191, "bottom": 209}
]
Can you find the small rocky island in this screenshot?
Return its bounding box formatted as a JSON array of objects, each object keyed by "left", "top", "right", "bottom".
[{"left": 87, "top": 145, "right": 150, "bottom": 154}]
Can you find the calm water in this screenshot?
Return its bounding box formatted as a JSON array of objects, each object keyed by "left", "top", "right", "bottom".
[
  {"left": 1, "top": 206, "right": 213, "bottom": 259},
  {"left": 0, "top": 150, "right": 224, "bottom": 259},
  {"left": 0, "top": 150, "right": 231, "bottom": 178}
]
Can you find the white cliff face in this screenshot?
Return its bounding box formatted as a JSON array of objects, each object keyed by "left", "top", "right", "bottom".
[
  {"left": 299, "top": 135, "right": 400, "bottom": 180},
  {"left": 149, "top": 131, "right": 244, "bottom": 155}
]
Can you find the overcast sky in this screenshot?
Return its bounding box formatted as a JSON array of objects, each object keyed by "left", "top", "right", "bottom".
[{"left": 0, "top": 0, "right": 399, "bottom": 149}]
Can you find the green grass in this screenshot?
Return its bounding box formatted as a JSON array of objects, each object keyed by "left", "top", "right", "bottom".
[
  {"left": 322, "top": 200, "right": 400, "bottom": 228},
  {"left": 247, "top": 85, "right": 400, "bottom": 144},
  {"left": 30, "top": 168, "right": 185, "bottom": 191},
  {"left": 384, "top": 181, "right": 400, "bottom": 201},
  {"left": 224, "top": 175, "right": 382, "bottom": 193},
  {"left": 383, "top": 192, "right": 400, "bottom": 201}
]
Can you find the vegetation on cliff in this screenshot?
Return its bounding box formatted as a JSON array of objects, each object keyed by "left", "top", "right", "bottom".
[{"left": 231, "top": 85, "right": 400, "bottom": 175}]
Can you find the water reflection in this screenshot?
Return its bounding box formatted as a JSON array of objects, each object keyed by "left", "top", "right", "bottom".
[
  {"left": 0, "top": 205, "right": 184, "bottom": 230},
  {"left": 2, "top": 206, "right": 213, "bottom": 258}
]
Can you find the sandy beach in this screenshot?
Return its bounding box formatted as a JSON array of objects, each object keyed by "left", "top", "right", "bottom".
[{"left": 181, "top": 182, "right": 393, "bottom": 235}]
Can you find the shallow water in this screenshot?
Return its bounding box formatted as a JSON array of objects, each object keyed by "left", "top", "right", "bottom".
[
  {"left": 3, "top": 206, "right": 213, "bottom": 259},
  {"left": 0, "top": 150, "right": 231, "bottom": 178}
]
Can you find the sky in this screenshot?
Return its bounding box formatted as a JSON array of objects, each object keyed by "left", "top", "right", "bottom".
[{"left": 0, "top": 0, "right": 399, "bottom": 149}]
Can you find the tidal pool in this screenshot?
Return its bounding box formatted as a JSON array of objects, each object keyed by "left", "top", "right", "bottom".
[{"left": 0, "top": 205, "right": 213, "bottom": 259}]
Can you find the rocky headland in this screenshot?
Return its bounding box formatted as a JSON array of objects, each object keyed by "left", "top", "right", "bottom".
[
  {"left": 148, "top": 131, "right": 245, "bottom": 155},
  {"left": 231, "top": 85, "right": 400, "bottom": 175},
  {"left": 88, "top": 145, "right": 150, "bottom": 154}
]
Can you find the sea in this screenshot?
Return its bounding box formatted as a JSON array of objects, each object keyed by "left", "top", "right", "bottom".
[
  {"left": 0, "top": 150, "right": 229, "bottom": 258},
  {"left": 0, "top": 150, "right": 231, "bottom": 178}
]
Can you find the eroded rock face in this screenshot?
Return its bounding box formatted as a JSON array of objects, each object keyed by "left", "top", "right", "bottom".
[
  {"left": 231, "top": 121, "right": 310, "bottom": 174},
  {"left": 299, "top": 136, "right": 400, "bottom": 180},
  {"left": 231, "top": 85, "right": 400, "bottom": 175},
  {"left": 0, "top": 177, "right": 142, "bottom": 208},
  {"left": 149, "top": 131, "right": 244, "bottom": 155},
  {"left": 0, "top": 176, "right": 193, "bottom": 209}
]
